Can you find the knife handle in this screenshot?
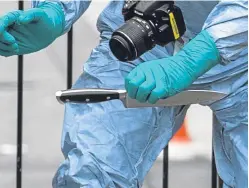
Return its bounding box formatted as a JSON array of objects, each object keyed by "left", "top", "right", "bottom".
[{"left": 56, "top": 89, "right": 124, "bottom": 104}]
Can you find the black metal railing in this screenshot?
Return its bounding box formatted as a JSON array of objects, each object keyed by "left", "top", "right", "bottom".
[
  {"left": 16, "top": 1, "right": 24, "bottom": 188},
  {"left": 14, "top": 1, "right": 223, "bottom": 188}
]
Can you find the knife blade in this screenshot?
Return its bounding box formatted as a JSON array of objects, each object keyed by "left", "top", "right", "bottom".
[{"left": 55, "top": 88, "right": 226, "bottom": 108}]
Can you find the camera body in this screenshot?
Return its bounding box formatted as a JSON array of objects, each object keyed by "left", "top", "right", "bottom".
[{"left": 109, "top": 0, "right": 186, "bottom": 61}]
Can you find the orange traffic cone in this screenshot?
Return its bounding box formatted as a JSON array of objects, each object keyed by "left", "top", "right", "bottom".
[
  {"left": 158, "top": 117, "right": 195, "bottom": 161},
  {"left": 171, "top": 118, "right": 191, "bottom": 143}
]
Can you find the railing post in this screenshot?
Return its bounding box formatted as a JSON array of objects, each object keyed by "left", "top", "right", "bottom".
[
  {"left": 163, "top": 146, "right": 169, "bottom": 188},
  {"left": 17, "top": 1, "right": 24, "bottom": 188},
  {"left": 212, "top": 149, "right": 218, "bottom": 188},
  {"left": 67, "top": 27, "right": 73, "bottom": 89},
  {"left": 212, "top": 114, "right": 223, "bottom": 188},
  {"left": 212, "top": 144, "right": 223, "bottom": 188}
]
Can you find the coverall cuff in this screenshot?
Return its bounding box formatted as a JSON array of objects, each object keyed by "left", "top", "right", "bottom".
[{"left": 202, "top": 1, "right": 248, "bottom": 65}]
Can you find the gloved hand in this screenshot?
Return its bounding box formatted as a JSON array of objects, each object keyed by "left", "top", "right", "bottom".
[
  {"left": 0, "top": 2, "right": 65, "bottom": 57},
  {"left": 0, "top": 11, "right": 22, "bottom": 56},
  {"left": 125, "top": 30, "right": 220, "bottom": 104}
]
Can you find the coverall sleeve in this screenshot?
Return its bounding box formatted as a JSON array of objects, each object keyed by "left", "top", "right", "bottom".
[
  {"left": 32, "top": 0, "right": 92, "bottom": 33},
  {"left": 203, "top": 0, "right": 248, "bottom": 65}
]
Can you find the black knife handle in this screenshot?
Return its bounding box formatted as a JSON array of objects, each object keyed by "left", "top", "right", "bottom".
[{"left": 56, "top": 89, "right": 123, "bottom": 104}]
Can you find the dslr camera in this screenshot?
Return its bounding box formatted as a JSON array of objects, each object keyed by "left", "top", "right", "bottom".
[{"left": 109, "top": 0, "right": 186, "bottom": 61}]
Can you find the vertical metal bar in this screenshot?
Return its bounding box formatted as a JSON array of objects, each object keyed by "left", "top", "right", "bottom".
[
  {"left": 163, "top": 146, "right": 169, "bottom": 188},
  {"left": 212, "top": 149, "right": 223, "bottom": 188},
  {"left": 212, "top": 114, "right": 217, "bottom": 188},
  {"left": 212, "top": 149, "right": 217, "bottom": 188},
  {"left": 212, "top": 114, "right": 221, "bottom": 188},
  {"left": 67, "top": 28, "right": 73, "bottom": 89},
  {"left": 17, "top": 1, "right": 24, "bottom": 188}
]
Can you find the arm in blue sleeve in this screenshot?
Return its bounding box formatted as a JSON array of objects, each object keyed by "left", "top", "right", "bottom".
[
  {"left": 32, "top": 0, "right": 92, "bottom": 33},
  {"left": 203, "top": 0, "right": 248, "bottom": 65}
]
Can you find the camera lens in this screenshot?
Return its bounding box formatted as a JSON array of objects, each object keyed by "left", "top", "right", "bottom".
[
  {"left": 109, "top": 17, "right": 154, "bottom": 61},
  {"left": 109, "top": 35, "right": 133, "bottom": 61}
]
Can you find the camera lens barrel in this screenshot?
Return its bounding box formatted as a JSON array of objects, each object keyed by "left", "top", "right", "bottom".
[{"left": 109, "top": 17, "right": 154, "bottom": 61}]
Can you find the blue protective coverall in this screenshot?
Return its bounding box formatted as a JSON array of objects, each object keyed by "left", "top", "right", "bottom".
[{"left": 32, "top": 1, "right": 248, "bottom": 187}]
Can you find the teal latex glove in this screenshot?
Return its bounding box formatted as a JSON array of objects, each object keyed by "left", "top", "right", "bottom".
[
  {"left": 0, "top": 11, "right": 22, "bottom": 55},
  {"left": 125, "top": 30, "right": 220, "bottom": 104},
  {"left": 0, "top": 2, "right": 65, "bottom": 57}
]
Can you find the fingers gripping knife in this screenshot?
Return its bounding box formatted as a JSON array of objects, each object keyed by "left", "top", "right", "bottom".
[{"left": 55, "top": 89, "right": 226, "bottom": 107}]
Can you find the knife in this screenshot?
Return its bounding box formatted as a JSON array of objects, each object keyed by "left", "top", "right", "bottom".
[{"left": 55, "top": 88, "right": 226, "bottom": 108}]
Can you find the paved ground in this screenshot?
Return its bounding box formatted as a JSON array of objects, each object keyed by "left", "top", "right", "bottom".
[
  {"left": 0, "top": 155, "right": 211, "bottom": 188},
  {"left": 0, "top": 1, "right": 213, "bottom": 188}
]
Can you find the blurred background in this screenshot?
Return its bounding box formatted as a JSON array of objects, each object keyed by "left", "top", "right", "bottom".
[{"left": 0, "top": 1, "right": 214, "bottom": 188}]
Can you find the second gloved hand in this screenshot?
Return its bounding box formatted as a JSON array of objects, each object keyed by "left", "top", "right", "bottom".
[
  {"left": 0, "top": 11, "right": 22, "bottom": 55},
  {"left": 0, "top": 1, "right": 65, "bottom": 57},
  {"left": 125, "top": 30, "right": 220, "bottom": 104}
]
